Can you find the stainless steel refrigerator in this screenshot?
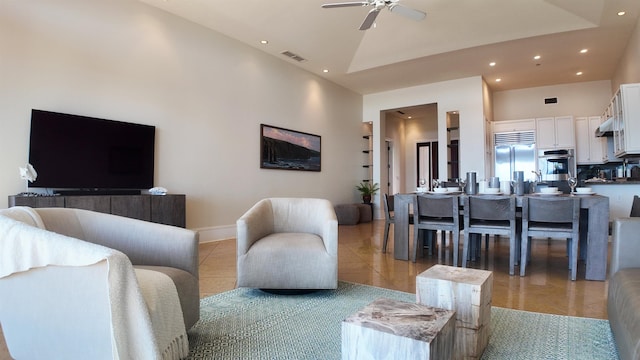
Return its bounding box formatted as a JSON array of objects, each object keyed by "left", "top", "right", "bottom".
[{"left": 494, "top": 131, "right": 536, "bottom": 182}]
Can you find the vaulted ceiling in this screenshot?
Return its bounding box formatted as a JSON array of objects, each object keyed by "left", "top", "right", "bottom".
[{"left": 139, "top": 0, "right": 640, "bottom": 95}]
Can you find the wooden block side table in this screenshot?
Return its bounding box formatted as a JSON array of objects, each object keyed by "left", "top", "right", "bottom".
[
  {"left": 342, "top": 298, "right": 456, "bottom": 360},
  {"left": 416, "top": 264, "right": 493, "bottom": 360}
]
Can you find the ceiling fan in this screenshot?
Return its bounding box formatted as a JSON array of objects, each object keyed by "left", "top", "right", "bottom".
[{"left": 321, "top": 0, "right": 426, "bottom": 30}]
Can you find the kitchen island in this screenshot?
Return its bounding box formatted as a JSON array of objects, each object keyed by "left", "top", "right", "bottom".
[{"left": 584, "top": 179, "right": 640, "bottom": 221}]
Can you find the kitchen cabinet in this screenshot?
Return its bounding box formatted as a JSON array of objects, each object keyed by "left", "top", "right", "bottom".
[
  {"left": 492, "top": 119, "right": 535, "bottom": 134},
  {"left": 575, "top": 116, "right": 606, "bottom": 164},
  {"left": 536, "top": 116, "right": 575, "bottom": 149},
  {"left": 611, "top": 83, "right": 640, "bottom": 157}
]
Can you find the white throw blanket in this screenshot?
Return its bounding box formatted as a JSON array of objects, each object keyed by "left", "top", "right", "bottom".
[{"left": 0, "top": 213, "right": 188, "bottom": 359}]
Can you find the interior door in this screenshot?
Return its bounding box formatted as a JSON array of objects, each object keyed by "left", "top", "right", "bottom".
[{"left": 417, "top": 142, "right": 431, "bottom": 188}]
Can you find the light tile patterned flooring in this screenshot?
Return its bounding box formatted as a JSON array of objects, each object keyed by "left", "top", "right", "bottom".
[{"left": 0, "top": 220, "right": 609, "bottom": 359}]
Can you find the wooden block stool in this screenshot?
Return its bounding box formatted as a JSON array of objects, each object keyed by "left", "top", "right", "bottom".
[
  {"left": 416, "top": 265, "right": 493, "bottom": 360},
  {"left": 342, "top": 298, "right": 455, "bottom": 360}
]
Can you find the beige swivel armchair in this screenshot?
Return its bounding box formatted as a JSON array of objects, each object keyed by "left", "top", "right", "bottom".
[
  {"left": 0, "top": 206, "right": 199, "bottom": 360},
  {"left": 236, "top": 198, "right": 338, "bottom": 290}
]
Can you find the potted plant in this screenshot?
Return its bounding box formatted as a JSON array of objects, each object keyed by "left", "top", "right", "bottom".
[{"left": 356, "top": 182, "right": 380, "bottom": 204}]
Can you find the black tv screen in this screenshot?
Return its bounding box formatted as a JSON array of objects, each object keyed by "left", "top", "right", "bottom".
[{"left": 28, "top": 109, "right": 155, "bottom": 192}]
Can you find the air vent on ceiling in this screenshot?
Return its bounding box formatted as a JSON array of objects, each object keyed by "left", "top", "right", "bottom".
[
  {"left": 397, "top": 110, "right": 405, "bottom": 115},
  {"left": 281, "top": 51, "right": 307, "bottom": 62}
]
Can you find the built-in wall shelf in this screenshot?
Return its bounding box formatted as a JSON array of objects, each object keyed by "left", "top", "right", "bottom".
[{"left": 362, "top": 134, "right": 373, "bottom": 183}]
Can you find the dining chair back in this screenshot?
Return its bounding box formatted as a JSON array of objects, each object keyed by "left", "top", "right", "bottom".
[
  {"left": 382, "top": 194, "right": 394, "bottom": 253},
  {"left": 463, "top": 195, "right": 519, "bottom": 275},
  {"left": 630, "top": 195, "right": 640, "bottom": 217},
  {"left": 412, "top": 194, "right": 462, "bottom": 265},
  {"left": 520, "top": 196, "right": 580, "bottom": 280}
]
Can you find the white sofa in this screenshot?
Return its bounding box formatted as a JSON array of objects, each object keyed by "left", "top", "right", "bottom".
[
  {"left": 236, "top": 198, "right": 338, "bottom": 290},
  {"left": 0, "top": 206, "right": 199, "bottom": 360}
]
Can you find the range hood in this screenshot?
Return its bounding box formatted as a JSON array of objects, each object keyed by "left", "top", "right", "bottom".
[{"left": 595, "top": 117, "right": 613, "bottom": 137}]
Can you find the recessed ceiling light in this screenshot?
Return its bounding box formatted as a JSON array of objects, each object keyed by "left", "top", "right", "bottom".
[
  {"left": 618, "top": 11, "right": 626, "bottom": 16},
  {"left": 489, "top": 62, "right": 496, "bottom": 67},
  {"left": 260, "top": 40, "right": 269, "bottom": 44},
  {"left": 408, "top": 116, "right": 412, "bottom": 119},
  {"left": 580, "top": 49, "right": 588, "bottom": 54},
  {"left": 322, "top": 69, "right": 329, "bottom": 73},
  {"left": 576, "top": 71, "right": 583, "bottom": 76},
  {"left": 496, "top": 78, "right": 502, "bottom": 82},
  {"left": 533, "top": 55, "right": 541, "bottom": 60}
]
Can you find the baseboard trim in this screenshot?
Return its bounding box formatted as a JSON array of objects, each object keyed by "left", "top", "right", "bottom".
[{"left": 193, "top": 224, "right": 236, "bottom": 243}]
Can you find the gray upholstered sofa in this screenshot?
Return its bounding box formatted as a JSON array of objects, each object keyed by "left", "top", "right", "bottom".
[
  {"left": 0, "top": 206, "right": 199, "bottom": 359},
  {"left": 608, "top": 218, "right": 640, "bottom": 360}
]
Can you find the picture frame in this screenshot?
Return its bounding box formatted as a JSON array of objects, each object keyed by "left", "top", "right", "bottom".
[{"left": 260, "top": 124, "right": 321, "bottom": 172}]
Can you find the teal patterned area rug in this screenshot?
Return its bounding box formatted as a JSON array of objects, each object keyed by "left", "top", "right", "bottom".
[{"left": 186, "top": 281, "right": 619, "bottom": 359}]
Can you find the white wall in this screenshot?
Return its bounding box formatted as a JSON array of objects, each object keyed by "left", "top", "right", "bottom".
[
  {"left": 384, "top": 117, "right": 404, "bottom": 196},
  {"left": 364, "top": 76, "right": 487, "bottom": 214},
  {"left": 0, "top": 0, "right": 363, "bottom": 240},
  {"left": 403, "top": 108, "right": 438, "bottom": 191},
  {"left": 492, "top": 80, "right": 613, "bottom": 121},
  {"left": 612, "top": 15, "right": 640, "bottom": 90}
]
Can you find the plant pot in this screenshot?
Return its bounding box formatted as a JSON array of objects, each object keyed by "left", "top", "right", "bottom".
[{"left": 362, "top": 195, "right": 372, "bottom": 204}]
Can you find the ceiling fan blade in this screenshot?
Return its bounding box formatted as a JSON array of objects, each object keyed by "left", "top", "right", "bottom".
[
  {"left": 359, "top": 8, "right": 381, "bottom": 30},
  {"left": 321, "top": 2, "right": 370, "bottom": 8},
  {"left": 388, "top": 3, "right": 426, "bottom": 21}
]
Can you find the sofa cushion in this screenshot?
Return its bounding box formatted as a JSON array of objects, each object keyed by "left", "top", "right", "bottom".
[
  {"left": 608, "top": 268, "right": 640, "bottom": 360},
  {"left": 238, "top": 232, "right": 336, "bottom": 289},
  {"left": 135, "top": 265, "right": 200, "bottom": 330},
  {"left": 0, "top": 206, "right": 45, "bottom": 229}
]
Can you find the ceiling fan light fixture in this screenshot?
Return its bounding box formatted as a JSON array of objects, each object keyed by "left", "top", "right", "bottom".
[{"left": 322, "top": 0, "right": 426, "bottom": 30}]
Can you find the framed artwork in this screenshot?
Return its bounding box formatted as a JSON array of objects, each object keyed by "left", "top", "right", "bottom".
[{"left": 260, "top": 124, "right": 321, "bottom": 172}]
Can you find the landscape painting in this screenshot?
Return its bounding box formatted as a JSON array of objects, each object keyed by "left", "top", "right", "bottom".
[{"left": 260, "top": 124, "right": 321, "bottom": 172}]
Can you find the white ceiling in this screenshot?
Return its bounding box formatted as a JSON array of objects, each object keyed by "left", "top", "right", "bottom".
[{"left": 139, "top": 0, "right": 640, "bottom": 95}]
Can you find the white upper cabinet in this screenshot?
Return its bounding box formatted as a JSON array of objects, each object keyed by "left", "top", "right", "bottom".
[
  {"left": 611, "top": 83, "right": 640, "bottom": 157},
  {"left": 492, "top": 119, "right": 536, "bottom": 134},
  {"left": 536, "top": 116, "right": 575, "bottom": 149},
  {"left": 575, "top": 116, "right": 606, "bottom": 164}
]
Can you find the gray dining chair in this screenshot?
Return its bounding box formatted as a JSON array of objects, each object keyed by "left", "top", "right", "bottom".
[
  {"left": 463, "top": 195, "right": 519, "bottom": 275},
  {"left": 520, "top": 196, "right": 580, "bottom": 280},
  {"left": 630, "top": 195, "right": 640, "bottom": 217},
  {"left": 412, "top": 194, "right": 462, "bottom": 265}
]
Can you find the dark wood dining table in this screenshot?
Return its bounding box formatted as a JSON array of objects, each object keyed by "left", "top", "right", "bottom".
[{"left": 393, "top": 193, "right": 610, "bottom": 281}]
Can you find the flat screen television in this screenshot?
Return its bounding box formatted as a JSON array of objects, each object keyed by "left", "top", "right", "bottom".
[{"left": 28, "top": 109, "right": 155, "bottom": 194}]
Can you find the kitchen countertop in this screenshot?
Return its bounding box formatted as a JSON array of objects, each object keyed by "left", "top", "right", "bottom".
[{"left": 584, "top": 178, "right": 640, "bottom": 184}]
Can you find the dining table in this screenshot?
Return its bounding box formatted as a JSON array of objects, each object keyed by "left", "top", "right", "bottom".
[{"left": 393, "top": 192, "right": 610, "bottom": 281}]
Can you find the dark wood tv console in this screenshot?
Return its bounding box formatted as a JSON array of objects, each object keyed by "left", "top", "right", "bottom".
[{"left": 8, "top": 194, "right": 186, "bottom": 228}]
